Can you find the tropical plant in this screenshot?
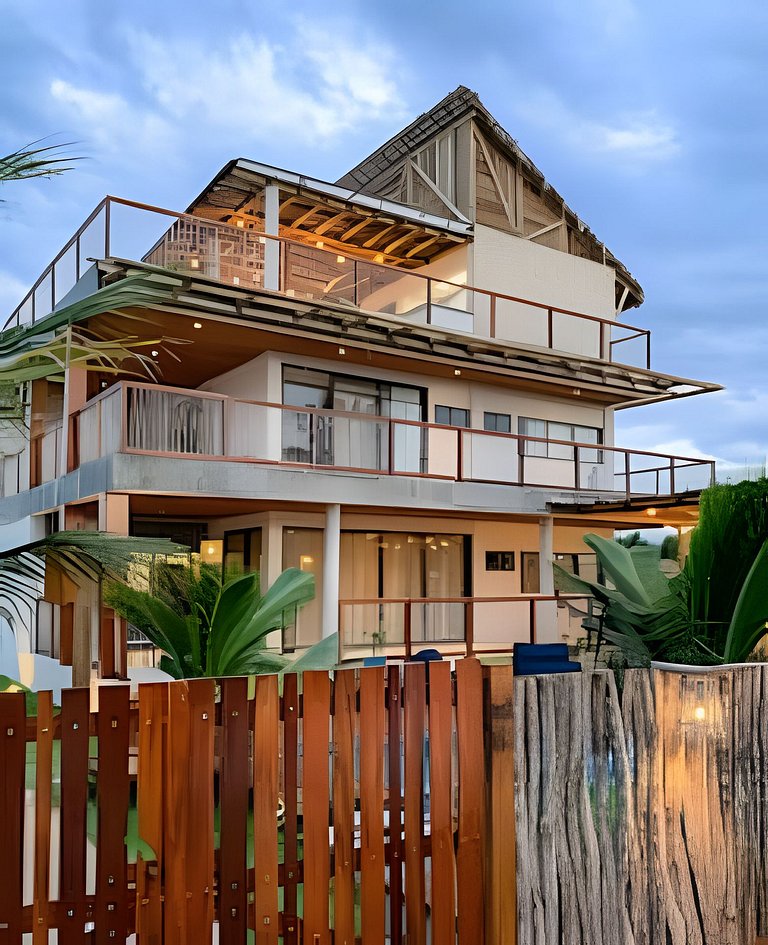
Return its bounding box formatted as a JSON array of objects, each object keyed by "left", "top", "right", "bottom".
[
  {"left": 556, "top": 482, "right": 768, "bottom": 666},
  {"left": 1, "top": 141, "right": 80, "bottom": 190},
  {"left": 105, "top": 563, "right": 315, "bottom": 678},
  {"left": 616, "top": 530, "right": 647, "bottom": 548},
  {"left": 660, "top": 533, "right": 679, "bottom": 561}
]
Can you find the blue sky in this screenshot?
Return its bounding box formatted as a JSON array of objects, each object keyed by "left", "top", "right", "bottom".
[{"left": 1, "top": 0, "right": 767, "bottom": 471}]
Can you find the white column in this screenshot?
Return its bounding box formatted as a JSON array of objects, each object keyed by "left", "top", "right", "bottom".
[
  {"left": 322, "top": 503, "right": 341, "bottom": 639},
  {"left": 536, "top": 515, "right": 558, "bottom": 643},
  {"left": 263, "top": 183, "right": 280, "bottom": 291}
]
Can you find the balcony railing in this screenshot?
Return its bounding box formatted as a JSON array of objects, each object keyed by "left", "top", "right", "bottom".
[
  {"left": 64, "top": 381, "right": 716, "bottom": 498},
  {"left": 4, "top": 196, "right": 652, "bottom": 367},
  {"left": 338, "top": 593, "right": 592, "bottom": 662}
]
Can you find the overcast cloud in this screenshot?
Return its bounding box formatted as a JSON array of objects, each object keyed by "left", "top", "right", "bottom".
[{"left": 1, "top": 0, "right": 766, "bottom": 470}]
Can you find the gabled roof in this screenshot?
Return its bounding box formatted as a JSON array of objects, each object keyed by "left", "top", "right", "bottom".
[{"left": 337, "top": 86, "right": 643, "bottom": 307}]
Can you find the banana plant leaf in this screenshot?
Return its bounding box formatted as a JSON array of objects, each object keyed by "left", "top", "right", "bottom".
[{"left": 723, "top": 539, "right": 768, "bottom": 663}]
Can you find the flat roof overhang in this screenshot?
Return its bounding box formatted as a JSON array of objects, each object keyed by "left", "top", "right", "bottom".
[{"left": 550, "top": 492, "right": 703, "bottom": 529}]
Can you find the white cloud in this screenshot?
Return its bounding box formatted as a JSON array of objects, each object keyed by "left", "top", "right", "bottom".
[
  {"left": 123, "top": 23, "right": 406, "bottom": 145},
  {"left": 516, "top": 91, "right": 680, "bottom": 164},
  {"left": 50, "top": 78, "right": 172, "bottom": 156},
  {"left": 0, "top": 270, "right": 30, "bottom": 322}
]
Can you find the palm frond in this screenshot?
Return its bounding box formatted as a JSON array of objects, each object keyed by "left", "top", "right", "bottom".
[{"left": 0, "top": 141, "right": 82, "bottom": 185}]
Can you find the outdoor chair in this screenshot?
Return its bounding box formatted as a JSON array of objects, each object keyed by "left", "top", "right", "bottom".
[{"left": 513, "top": 642, "right": 581, "bottom": 676}]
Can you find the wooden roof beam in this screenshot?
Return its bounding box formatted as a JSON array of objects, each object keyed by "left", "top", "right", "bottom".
[
  {"left": 313, "top": 210, "right": 353, "bottom": 236},
  {"left": 290, "top": 204, "right": 325, "bottom": 230},
  {"left": 362, "top": 223, "right": 402, "bottom": 249}
]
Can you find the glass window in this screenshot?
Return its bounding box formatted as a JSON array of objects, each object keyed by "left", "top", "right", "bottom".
[
  {"left": 519, "top": 417, "right": 602, "bottom": 460},
  {"left": 435, "top": 405, "right": 470, "bottom": 427},
  {"left": 282, "top": 527, "right": 324, "bottom": 650},
  {"left": 484, "top": 412, "right": 511, "bottom": 433}
]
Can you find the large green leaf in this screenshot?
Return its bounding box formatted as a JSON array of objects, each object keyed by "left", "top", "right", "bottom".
[
  {"left": 723, "top": 539, "right": 768, "bottom": 662},
  {"left": 281, "top": 633, "right": 340, "bottom": 676},
  {"left": 581, "top": 534, "right": 655, "bottom": 606}
]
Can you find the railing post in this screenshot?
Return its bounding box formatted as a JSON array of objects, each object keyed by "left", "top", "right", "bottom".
[
  {"left": 104, "top": 197, "right": 111, "bottom": 258},
  {"left": 710, "top": 461, "right": 716, "bottom": 487},
  {"left": 388, "top": 420, "right": 395, "bottom": 475},
  {"left": 426, "top": 279, "right": 432, "bottom": 325},
  {"left": 625, "top": 452, "right": 631, "bottom": 498},
  {"left": 75, "top": 234, "right": 81, "bottom": 280},
  {"left": 646, "top": 331, "right": 651, "bottom": 369},
  {"left": 669, "top": 458, "right": 675, "bottom": 496},
  {"left": 309, "top": 412, "right": 315, "bottom": 465},
  {"left": 529, "top": 598, "right": 536, "bottom": 644},
  {"left": 547, "top": 308, "right": 553, "bottom": 349},
  {"left": 600, "top": 322, "right": 606, "bottom": 361},
  {"left": 489, "top": 294, "right": 496, "bottom": 338},
  {"left": 574, "top": 444, "right": 581, "bottom": 490},
  {"left": 456, "top": 429, "right": 464, "bottom": 481},
  {"left": 465, "top": 601, "right": 474, "bottom": 657},
  {"left": 404, "top": 601, "right": 412, "bottom": 660},
  {"left": 353, "top": 259, "right": 358, "bottom": 307}
]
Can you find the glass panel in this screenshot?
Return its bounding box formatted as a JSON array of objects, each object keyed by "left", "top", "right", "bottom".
[
  {"left": 522, "top": 552, "right": 540, "bottom": 594},
  {"left": 224, "top": 532, "right": 245, "bottom": 575},
  {"left": 574, "top": 424, "right": 601, "bottom": 463},
  {"left": 100, "top": 387, "right": 122, "bottom": 455},
  {"left": 126, "top": 388, "right": 224, "bottom": 454},
  {"left": 519, "top": 418, "right": 547, "bottom": 457},
  {"left": 548, "top": 422, "right": 574, "bottom": 460},
  {"left": 282, "top": 527, "right": 323, "bottom": 648},
  {"left": 34, "top": 271, "right": 54, "bottom": 323},
  {"left": 53, "top": 243, "right": 78, "bottom": 306},
  {"left": 78, "top": 206, "right": 107, "bottom": 272}
]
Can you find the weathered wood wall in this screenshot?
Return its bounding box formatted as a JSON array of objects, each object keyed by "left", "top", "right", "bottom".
[{"left": 516, "top": 666, "right": 768, "bottom": 945}]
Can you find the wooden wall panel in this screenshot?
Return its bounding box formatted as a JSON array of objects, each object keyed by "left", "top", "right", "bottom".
[
  {"left": 332, "top": 669, "right": 357, "bottom": 945},
  {"left": 404, "top": 663, "right": 427, "bottom": 945},
  {"left": 136, "top": 682, "right": 167, "bottom": 944},
  {"left": 301, "top": 671, "right": 331, "bottom": 945},
  {"left": 359, "top": 666, "right": 386, "bottom": 944},
  {"left": 95, "top": 685, "right": 131, "bottom": 944},
  {"left": 33, "top": 691, "right": 54, "bottom": 945},
  {"left": 253, "top": 674, "right": 280, "bottom": 945},
  {"left": 219, "top": 677, "right": 249, "bottom": 945},
  {"left": 428, "top": 661, "right": 456, "bottom": 945},
  {"left": 0, "top": 692, "right": 26, "bottom": 944}
]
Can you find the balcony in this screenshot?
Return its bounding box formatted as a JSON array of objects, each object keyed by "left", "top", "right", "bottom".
[
  {"left": 4, "top": 196, "right": 653, "bottom": 368},
  {"left": 55, "top": 381, "right": 715, "bottom": 499}
]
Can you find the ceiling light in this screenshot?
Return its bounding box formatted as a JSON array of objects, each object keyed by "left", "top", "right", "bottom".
[
  {"left": 454, "top": 369, "right": 461, "bottom": 376},
  {"left": 236, "top": 219, "right": 244, "bottom": 228},
  {"left": 316, "top": 240, "right": 325, "bottom": 249},
  {"left": 151, "top": 350, "right": 159, "bottom": 357},
  {"left": 374, "top": 253, "right": 385, "bottom": 264},
  {"left": 646, "top": 508, "right": 658, "bottom": 517},
  {"left": 336, "top": 254, "right": 346, "bottom": 263},
  {"left": 193, "top": 321, "right": 202, "bottom": 329},
  {"left": 338, "top": 347, "right": 346, "bottom": 355}
]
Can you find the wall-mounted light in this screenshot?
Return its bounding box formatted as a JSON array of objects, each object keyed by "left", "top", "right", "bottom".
[
  {"left": 646, "top": 508, "right": 658, "bottom": 517},
  {"left": 236, "top": 219, "right": 245, "bottom": 228},
  {"left": 193, "top": 321, "right": 203, "bottom": 329},
  {"left": 336, "top": 255, "right": 346, "bottom": 264},
  {"left": 454, "top": 369, "right": 461, "bottom": 376},
  {"left": 316, "top": 240, "right": 325, "bottom": 249},
  {"left": 573, "top": 388, "right": 581, "bottom": 396},
  {"left": 338, "top": 347, "right": 346, "bottom": 355},
  {"left": 151, "top": 350, "right": 159, "bottom": 357}
]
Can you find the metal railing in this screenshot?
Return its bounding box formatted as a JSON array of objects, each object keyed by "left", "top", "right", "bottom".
[
  {"left": 4, "top": 196, "right": 652, "bottom": 367},
  {"left": 338, "top": 593, "right": 592, "bottom": 661},
  {"left": 66, "top": 380, "right": 716, "bottom": 497}
]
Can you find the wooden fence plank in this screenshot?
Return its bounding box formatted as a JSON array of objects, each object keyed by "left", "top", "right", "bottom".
[
  {"left": 333, "top": 669, "right": 357, "bottom": 945},
  {"left": 455, "top": 658, "right": 485, "bottom": 945},
  {"left": 487, "top": 665, "right": 515, "bottom": 945},
  {"left": 253, "top": 673, "right": 280, "bottom": 945},
  {"left": 164, "top": 680, "right": 215, "bottom": 944},
  {"left": 136, "top": 682, "right": 167, "bottom": 945},
  {"left": 387, "top": 665, "right": 404, "bottom": 945},
  {"left": 359, "top": 666, "right": 386, "bottom": 944},
  {"left": 95, "top": 685, "right": 131, "bottom": 944},
  {"left": 302, "top": 671, "right": 331, "bottom": 945},
  {"left": 282, "top": 673, "right": 301, "bottom": 945},
  {"left": 0, "top": 692, "right": 26, "bottom": 944},
  {"left": 404, "top": 662, "right": 427, "bottom": 945},
  {"left": 59, "top": 687, "right": 91, "bottom": 945},
  {"left": 219, "top": 677, "right": 249, "bottom": 945},
  {"left": 33, "top": 690, "right": 54, "bottom": 945},
  {"left": 429, "top": 661, "right": 456, "bottom": 945}
]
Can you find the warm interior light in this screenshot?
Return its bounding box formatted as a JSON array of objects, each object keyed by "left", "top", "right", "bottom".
[
  {"left": 300, "top": 555, "right": 314, "bottom": 568},
  {"left": 336, "top": 254, "right": 346, "bottom": 263},
  {"left": 207, "top": 545, "right": 216, "bottom": 556},
  {"left": 316, "top": 240, "right": 325, "bottom": 249},
  {"left": 189, "top": 258, "right": 200, "bottom": 269},
  {"left": 236, "top": 219, "right": 244, "bottom": 228},
  {"left": 646, "top": 508, "right": 658, "bottom": 517},
  {"left": 233, "top": 276, "right": 240, "bottom": 285},
  {"left": 694, "top": 705, "right": 706, "bottom": 721},
  {"left": 193, "top": 321, "right": 203, "bottom": 329},
  {"left": 199, "top": 539, "right": 222, "bottom": 564},
  {"left": 440, "top": 540, "right": 449, "bottom": 547}
]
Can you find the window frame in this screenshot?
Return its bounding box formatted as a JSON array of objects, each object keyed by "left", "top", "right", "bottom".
[
  {"left": 435, "top": 405, "right": 470, "bottom": 428},
  {"left": 518, "top": 416, "right": 603, "bottom": 462},
  {"left": 483, "top": 411, "right": 512, "bottom": 434}
]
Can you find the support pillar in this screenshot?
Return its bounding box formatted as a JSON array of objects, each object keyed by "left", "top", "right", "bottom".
[
  {"left": 322, "top": 504, "right": 341, "bottom": 639},
  {"left": 536, "top": 515, "right": 558, "bottom": 643},
  {"left": 263, "top": 183, "right": 280, "bottom": 291}
]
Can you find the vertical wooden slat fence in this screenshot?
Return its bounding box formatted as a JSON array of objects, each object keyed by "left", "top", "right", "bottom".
[{"left": 6, "top": 664, "right": 768, "bottom": 943}]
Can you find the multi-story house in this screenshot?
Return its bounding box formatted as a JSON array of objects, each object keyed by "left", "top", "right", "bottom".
[{"left": 0, "top": 87, "right": 719, "bottom": 687}]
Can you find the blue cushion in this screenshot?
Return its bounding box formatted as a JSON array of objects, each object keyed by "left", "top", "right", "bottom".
[
  {"left": 410, "top": 648, "right": 443, "bottom": 663},
  {"left": 513, "top": 642, "right": 581, "bottom": 676},
  {"left": 363, "top": 656, "right": 387, "bottom": 667}
]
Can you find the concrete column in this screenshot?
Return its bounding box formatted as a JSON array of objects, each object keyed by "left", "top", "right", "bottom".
[
  {"left": 322, "top": 504, "right": 341, "bottom": 639},
  {"left": 263, "top": 183, "right": 280, "bottom": 291},
  {"left": 536, "top": 515, "right": 558, "bottom": 643}
]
